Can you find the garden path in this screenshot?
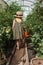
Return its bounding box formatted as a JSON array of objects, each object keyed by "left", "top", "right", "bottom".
[{"left": 7, "top": 43, "right": 29, "bottom": 65}]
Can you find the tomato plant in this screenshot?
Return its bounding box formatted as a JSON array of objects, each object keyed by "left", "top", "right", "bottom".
[
  {"left": 25, "top": 2, "right": 43, "bottom": 58},
  {"left": 0, "top": 2, "right": 21, "bottom": 58}
]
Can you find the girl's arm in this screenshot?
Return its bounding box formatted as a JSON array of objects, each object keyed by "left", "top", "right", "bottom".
[{"left": 12, "top": 20, "right": 15, "bottom": 30}]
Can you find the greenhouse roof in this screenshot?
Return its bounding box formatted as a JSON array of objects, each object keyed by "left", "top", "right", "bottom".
[{"left": 4, "top": 0, "right": 39, "bottom": 20}]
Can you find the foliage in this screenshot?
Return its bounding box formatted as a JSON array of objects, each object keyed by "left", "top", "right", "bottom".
[
  {"left": 30, "top": 32, "right": 43, "bottom": 58},
  {"left": 25, "top": 2, "right": 43, "bottom": 58},
  {"left": 0, "top": 2, "right": 21, "bottom": 51}
]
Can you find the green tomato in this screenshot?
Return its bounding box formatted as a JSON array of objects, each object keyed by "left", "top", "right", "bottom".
[{"left": 5, "top": 26, "right": 11, "bottom": 33}]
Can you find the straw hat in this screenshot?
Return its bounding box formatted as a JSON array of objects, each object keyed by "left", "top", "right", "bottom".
[{"left": 14, "top": 11, "right": 23, "bottom": 18}]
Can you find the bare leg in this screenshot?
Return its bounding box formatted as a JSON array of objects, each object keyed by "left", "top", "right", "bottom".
[{"left": 16, "top": 41, "right": 20, "bottom": 50}]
